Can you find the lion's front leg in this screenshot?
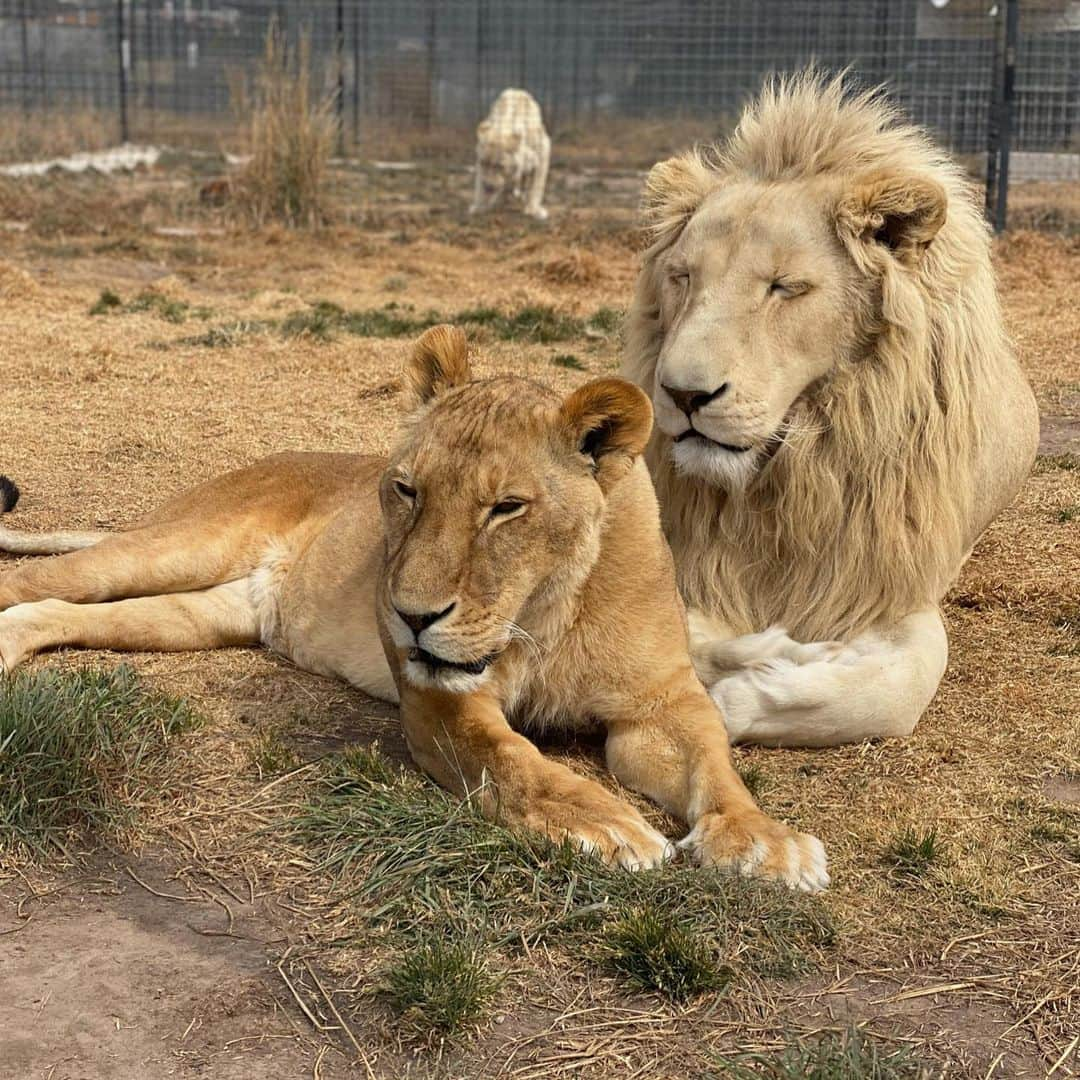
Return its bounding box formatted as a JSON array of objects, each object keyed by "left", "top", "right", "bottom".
[
  {"left": 400, "top": 685, "right": 672, "bottom": 870},
  {"left": 523, "top": 134, "right": 551, "bottom": 221},
  {"left": 702, "top": 606, "right": 949, "bottom": 747},
  {"left": 603, "top": 680, "right": 829, "bottom": 892}
]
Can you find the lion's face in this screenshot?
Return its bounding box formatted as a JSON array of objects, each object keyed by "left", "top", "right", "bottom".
[
  {"left": 381, "top": 327, "right": 651, "bottom": 694},
  {"left": 651, "top": 179, "right": 871, "bottom": 490}
]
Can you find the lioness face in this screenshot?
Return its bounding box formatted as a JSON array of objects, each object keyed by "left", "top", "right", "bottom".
[
  {"left": 380, "top": 331, "right": 652, "bottom": 695},
  {"left": 652, "top": 179, "right": 870, "bottom": 490}
]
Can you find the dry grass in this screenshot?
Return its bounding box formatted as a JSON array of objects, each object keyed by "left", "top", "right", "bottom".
[
  {"left": 233, "top": 25, "right": 335, "bottom": 228},
  {"left": 0, "top": 162, "right": 1076, "bottom": 1078},
  {"left": 0, "top": 108, "right": 112, "bottom": 165}
]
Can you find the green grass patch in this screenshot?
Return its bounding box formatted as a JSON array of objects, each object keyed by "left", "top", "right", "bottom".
[
  {"left": 0, "top": 666, "right": 198, "bottom": 857},
  {"left": 89, "top": 288, "right": 122, "bottom": 315},
  {"left": 711, "top": 1028, "right": 924, "bottom": 1079},
  {"left": 175, "top": 320, "right": 272, "bottom": 349},
  {"left": 737, "top": 761, "right": 770, "bottom": 800},
  {"left": 247, "top": 730, "right": 302, "bottom": 780},
  {"left": 1034, "top": 453, "right": 1078, "bottom": 474},
  {"left": 278, "top": 300, "right": 622, "bottom": 345},
  {"left": 882, "top": 826, "right": 942, "bottom": 878},
  {"left": 1058, "top": 504, "right": 1079, "bottom": 523},
  {"left": 551, "top": 352, "right": 586, "bottom": 370},
  {"left": 603, "top": 905, "right": 730, "bottom": 1000},
  {"left": 89, "top": 287, "right": 211, "bottom": 323},
  {"left": 279, "top": 746, "right": 835, "bottom": 1008},
  {"left": 383, "top": 936, "right": 501, "bottom": 1035}
]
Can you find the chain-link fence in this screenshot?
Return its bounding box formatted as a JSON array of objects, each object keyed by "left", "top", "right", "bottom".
[{"left": 1, "top": 1, "right": 1077, "bottom": 227}]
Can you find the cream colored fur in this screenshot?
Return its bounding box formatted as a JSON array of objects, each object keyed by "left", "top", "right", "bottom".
[
  {"left": 623, "top": 73, "right": 1039, "bottom": 746},
  {"left": 0, "top": 327, "right": 827, "bottom": 890},
  {"left": 469, "top": 88, "right": 551, "bottom": 220}
]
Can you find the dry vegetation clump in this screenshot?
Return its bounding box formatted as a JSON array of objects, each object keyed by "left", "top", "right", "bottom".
[
  {"left": 540, "top": 246, "right": 607, "bottom": 286},
  {"left": 0, "top": 107, "right": 111, "bottom": 165},
  {"left": 233, "top": 26, "right": 335, "bottom": 228}
]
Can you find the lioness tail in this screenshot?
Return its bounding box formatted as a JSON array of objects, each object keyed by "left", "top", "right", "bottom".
[{"left": 0, "top": 474, "right": 107, "bottom": 555}]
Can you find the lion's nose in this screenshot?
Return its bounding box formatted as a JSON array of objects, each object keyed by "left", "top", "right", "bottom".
[
  {"left": 662, "top": 383, "right": 729, "bottom": 418},
  {"left": 394, "top": 602, "right": 456, "bottom": 635}
]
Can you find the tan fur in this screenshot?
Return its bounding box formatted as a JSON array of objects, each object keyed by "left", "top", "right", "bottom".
[
  {"left": 0, "top": 327, "right": 827, "bottom": 890},
  {"left": 623, "top": 72, "right": 1039, "bottom": 648}
]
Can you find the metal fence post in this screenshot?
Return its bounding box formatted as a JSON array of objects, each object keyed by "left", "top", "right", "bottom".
[
  {"left": 117, "top": 0, "right": 130, "bottom": 143},
  {"left": 18, "top": 0, "right": 30, "bottom": 115},
  {"left": 336, "top": 0, "right": 345, "bottom": 154},
  {"left": 994, "top": 0, "right": 1019, "bottom": 233},
  {"left": 984, "top": 1, "right": 1003, "bottom": 224}
]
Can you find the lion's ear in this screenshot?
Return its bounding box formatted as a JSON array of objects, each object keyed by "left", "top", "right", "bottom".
[
  {"left": 641, "top": 151, "right": 716, "bottom": 249},
  {"left": 836, "top": 171, "right": 947, "bottom": 266},
  {"left": 560, "top": 378, "right": 653, "bottom": 492},
  {"left": 403, "top": 325, "right": 471, "bottom": 406}
]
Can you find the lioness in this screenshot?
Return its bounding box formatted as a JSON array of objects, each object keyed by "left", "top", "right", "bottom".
[
  {"left": 469, "top": 88, "right": 551, "bottom": 220},
  {"left": 0, "top": 327, "right": 826, "bottom": 890}
]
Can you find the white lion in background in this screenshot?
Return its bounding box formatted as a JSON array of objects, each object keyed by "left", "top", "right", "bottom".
[
  {"left": 623, "top": 72, "right": 1039, "bottom": 747},
  {"left": 469, "top": 88, "right": 551, "bottom": 221}
]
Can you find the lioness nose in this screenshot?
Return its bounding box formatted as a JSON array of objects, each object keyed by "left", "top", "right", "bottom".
[
  {"left": 395, "top": 602, "right": 456, "bottom": 635},
  {"left": 662, "top": 383, "right": 728, "bottom": 418}
]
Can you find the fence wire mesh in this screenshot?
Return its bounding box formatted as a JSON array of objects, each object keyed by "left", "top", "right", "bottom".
[{"left": 0, "top": 1, "right": 1077, "bottom": 223}]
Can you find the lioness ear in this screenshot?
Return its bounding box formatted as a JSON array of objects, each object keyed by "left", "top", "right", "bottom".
[
  {"left": 560, "top": 378, "right": 653, "bottom": 492},
  {"left": 404, "top": 324, "right": 471, "bottom": 407},
  {"left": 836, "top": 171, "right": 946, "bottom": 266},
  {"left": 641, "top": 151, "right": 717, "bottom": 249}
]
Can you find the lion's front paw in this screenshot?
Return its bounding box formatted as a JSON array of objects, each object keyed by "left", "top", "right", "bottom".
[
  {"left": 677, "top": 810, "right": 829, "bottom": 893},
  {"left": 527, "top": 789, "right": 673, "bottom": 871}
]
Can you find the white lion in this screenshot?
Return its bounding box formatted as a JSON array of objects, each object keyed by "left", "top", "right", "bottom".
[
  {"left": 623, "top": 73, "right": 1040, "bottom": 747},
  {"left": 469, "top": 88, "right": 551, "bottom": 221}
]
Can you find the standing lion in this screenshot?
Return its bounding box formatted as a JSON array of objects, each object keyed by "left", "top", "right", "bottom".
[
  {"left": 469, "top": 88, "right": 551, "bottom": 220},
  {"left": 623, "top": 73, "right": 1039, "bottom": 747}
]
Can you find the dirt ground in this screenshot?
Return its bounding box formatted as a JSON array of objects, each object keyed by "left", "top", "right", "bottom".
[{"left": 0, "top": 160, "right": 1078, "bottom": 1079}]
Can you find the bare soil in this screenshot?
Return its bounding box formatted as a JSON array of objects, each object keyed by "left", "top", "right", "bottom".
[{"left": 0, "top": 161, "right": 1077, "bottom": 1079}]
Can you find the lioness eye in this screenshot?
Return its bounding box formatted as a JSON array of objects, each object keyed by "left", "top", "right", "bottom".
[
  {"left": 669, "top": 269, "right": 689, "bottom": 286},
  {"left": 490, "top": 499, "right": 526, "bottom": 520},
  {"left": 394, "top": 480, "right": 417, "bottom": 502}
]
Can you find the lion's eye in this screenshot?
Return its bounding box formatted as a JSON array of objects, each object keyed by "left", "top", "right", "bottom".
[
  {"left": 769, "top": 279, "right": 809, "bottom": 298},
  {"left": 394, "top": 480, "right": 417, "bottom": 503},
  {"left": 489, "top": 499, "right": 526, "bottom": 521},
  {"left": 669, "top": 269, "right": 690, "bottom": 286}
]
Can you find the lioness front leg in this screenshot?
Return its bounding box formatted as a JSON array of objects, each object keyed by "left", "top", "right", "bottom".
[
  {"left": 400, "top": 686, "right": 672, "bottom": 870},
  {"left": 604, "top": 680, "right": 828, "bottom": 892}
]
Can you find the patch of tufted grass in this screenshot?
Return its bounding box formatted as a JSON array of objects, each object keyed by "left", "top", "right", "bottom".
[
  {"left": 382, "top": 936, "right": 501, "bottom": 1036},
  {"left": 278, "top": 744, "right": 836, "bottom": 1028},
  {"left": 710, "top": 1027, "right": 926, "bottom": 1079},
  {"left": 881, "top": 826, "right": 943, "bottom": 879},
  {"left": 0, "top": 666, "right": 198, "bottom": 857},
  {"left": 602, "top": 905, "right": 731, "bottom": 1000}
]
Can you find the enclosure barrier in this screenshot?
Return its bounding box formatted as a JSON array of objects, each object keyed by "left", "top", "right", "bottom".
[{"left": 2, "top": 0, "right": 1078, "bottom": 231}]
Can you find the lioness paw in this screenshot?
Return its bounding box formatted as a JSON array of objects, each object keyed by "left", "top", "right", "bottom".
[
  {"left": 530, "top": 792, "right": 673, "bottom": 871},
  {"left": 677, "top": 810, "right": 829, "bottom": 893}
]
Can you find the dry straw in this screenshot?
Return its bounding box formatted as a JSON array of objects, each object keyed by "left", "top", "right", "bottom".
[{"left": 235, "top": 23, "right": 335, "bottom": 228}]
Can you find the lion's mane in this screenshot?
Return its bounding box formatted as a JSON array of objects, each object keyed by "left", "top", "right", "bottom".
[{"left": 624, "top": 72, "right": 1011, "bottom": 641}]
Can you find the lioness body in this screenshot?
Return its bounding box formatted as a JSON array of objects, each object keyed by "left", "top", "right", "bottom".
[{"left": 0, "top": 329, "right": 826, "bottom": 889}]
